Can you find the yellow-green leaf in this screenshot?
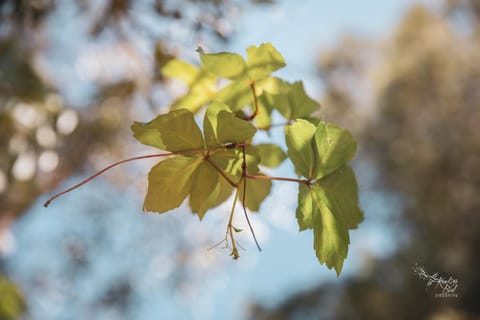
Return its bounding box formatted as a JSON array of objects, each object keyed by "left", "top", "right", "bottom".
[
  {"left": 200, "top": 52, "right": 247, "bottom": 80},
  {"left": 203, "top": 101, "right": 231, "bottom": 147},
  {"left": 312, "top": 191, "right": 349, "bottom": 276},
  {"left": 161, "top": 59, "right": 199, "bottom": 85},
  {"left": 162, "top": 59, "right": 217, "bottom": 113},
  {"left": 216, "top": 110, "right": 257, "bottom": 144},
  {"left": 0, "top": 276, "right": 25, "bottom": 320},
  {"left": 295, "top": 166, "right": 363, "bottom": 275},
  {"left": 239, "top": 176, "right": 272, "bottom": 212},
  {"left": 131, "top": 109, "right": 204, "bottom": 152},
  {"left": 170, "top": 88, "right": 214, "bottom": 113},
  {"left": 313, "top": 123, "right": 357, "bottom": 179},
  {"left": 257, "top": 143, "right": 287, "bottom": 168},
  {"left": 267, "top": 81, "right": 320, "bottom": 120},
  {"left": 285, "top": 119, "right": 317, "bottom": 178},
  {"left": 189, "top": 161, "right": 220, "bottom": 219},
  {"left": 257, "top": 76, "right": 290, "bottom": 94},
  {"left": 296, "top": 183, "right": 314, "bottom": 230},
  {"left": 215, "top": 80, "right": 252, "bottom": 111},
  {"left": 246, "top": 43, "right": 286, "bottom": 81},
  {"left": 315, "top": 166, "right": 363, "bottom": 230},
  {"left": 144, "top": 156, "right": 201, "bottom": 213}
]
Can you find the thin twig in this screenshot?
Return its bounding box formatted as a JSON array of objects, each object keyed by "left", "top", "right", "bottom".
[
  {"left": 241, "top": 144, "right": 262, "bottom": 251},
  {"left": 246, "top": 174, "right": 311, "bottom": 185},
  {"left": 243, "top": 81, "right": 259, "bottom": 121},
  {"left": 43, "top": 144, "right": 247, "bottom": 208},
  {"left": 205, "top": 157, "right": 237, "bottom": 188}
]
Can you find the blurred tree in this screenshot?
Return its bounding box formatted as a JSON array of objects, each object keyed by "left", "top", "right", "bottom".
[
  {"left": 249, "top": 2, "right": 480, "bottom": 319},
  {"left": 0, "top": 276, "right": 25, "bottom": 320},
  {"left": 0, "top": 0, "right": 264, "bottom": 228},
  {"left": 0, "top": 0, "right": 272, "bottom": 317}
]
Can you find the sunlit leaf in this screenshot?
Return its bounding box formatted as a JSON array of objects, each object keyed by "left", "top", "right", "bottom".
[
  {"left": 144, "top": 156, "right": 201, "bottom": 213},
  {"left": 246, "top": 43, "right": 286, "bottom": 81},
  {"left": 312, "top": 122, "right": 357, "bottom": 179},
  {"left": 170, "top": 88, "right": 214, "bottom": 113},
  {"left": 257, "top": 77, "right": 290, "bottom": 94},
  {"left": 200, "top": 52, "right": 247, "bottom": 80},
  {"left": 216, "top": 110, "right": 257, "bottom": 144},
  {"left": 285, "top": 119, "right": 317, "bottom": 178},
  {"left": 266, "top": 81, "right": 320, "bottom": 120},
  {"left": 296, "top": 167, "right": 363, "bottom": 275},
  {"left": 296, "top": 183, "right": 315, "bottom": 230},
  {"left": 209, "top": 172, "right": 235, "bottom": 208},
  {"left": 203, "top": 101, "right": 231, "bottom": 147},
  {"left": 189, "top": 161, "right": 220, "bottom": 219},
  {"left": 215, "top": 80, "right": 252, "bottom": 111},
  {"left": 161, "top": 59, "right": 199, "bottom": 85},
  {"left": 162, "top": 59, "right": 217, "bottom": 113},
  {"left": 257, "top": 143, "right": 287, "bottom": 168},
  {"left": 315, "top": 166, "right": 363, "bottom": 231},
  {"left": 131, "top": 109, "right": 204, "bottom": 152},
  {"left": 239, "top": 175, "right": 272, "bottom": 212},
  {"left": 254, "top": 94, "right": 274, "bottom": 129}
]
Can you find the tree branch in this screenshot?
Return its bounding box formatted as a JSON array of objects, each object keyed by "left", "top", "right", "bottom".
[{"left": 241, "top": 144, "right": 262, "bottom": 251}]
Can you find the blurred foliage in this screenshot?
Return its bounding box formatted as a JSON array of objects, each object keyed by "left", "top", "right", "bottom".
[
  {"left": 0, "top": 276, "right": 25, "bottom": 320},
  {"left": 0, "top": 0, "right": 274, "bottom": 317},
  {"left": 0, "top": 0, "right": 271, "bottom": 227},
  {"left": 250, "top": 1, "right": 480, "bottom": 319}
]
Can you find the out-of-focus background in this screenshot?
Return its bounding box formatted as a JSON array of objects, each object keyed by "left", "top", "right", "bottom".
[{"left": 1, "top": 0, "right": 479, "bottom": 319}]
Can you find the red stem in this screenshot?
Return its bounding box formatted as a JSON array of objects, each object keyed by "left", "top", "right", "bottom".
[
  {"left": 205, "top": 157, "right": 237, "bottom": 188},
  {"left": 241, "top": 144, "right": 262, "bottom": 252},
  {"left": 44, "top": 144, "right": 247, "bottom": 208},
  {"left": 243, "top": 81, "right": 259, "bottom": 121}
]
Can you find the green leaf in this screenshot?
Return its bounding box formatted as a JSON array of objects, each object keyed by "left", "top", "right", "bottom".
[
  {"left": 311, "top": 190, "right": 349, "bottom": 276},
  {"left": 257, "top": 143, "right": 287, "bottom": 168},
  {"left": 131, "top": 109, "right": 204, "bottom": 152},
  {"left": 144, "top": 156, "right": 201, "bottom": 213},
  {"left": 207, "top": 149, "right": 241, "bottom": 180},
  {"left": 296, "top": 183, "right": 315, "bottom": 230},
  {"left": 313, "top": 123, "right": 357, "bottom": 179},
  {"left": 285, "top": 119, "right": 317, "bottom": 178},
  {"left": 246, "top": 43, "right": 286, "bottom": 81},
  {"left": 203, "top": 102, "right": 257, "bottom": 147},
  {"left": 200, "top": 52, "right": 247, "bottom": 80},
  {"left": 209, "top": 172, "right": 235, "bottom": 208},
  {"left": 239, "top": 175, "right": 272, "bottom": 212},
  {"left": 0, "top": 276, "right": 25, "bottom": 320},
  {"left": 203, "top": 101, "right": 231, "bottom": 147},
  {"left": 257, "top": 77, "right": 290, "bottom": 94},
  {"left": 267, "top": 81, "right": 320, "bottom": 120},
  {"left": 215, "top": 80, "right": 252, "bottom": 111},
  {"left": 161, "top": 59, "right": 199, "bottom": 85},
  {"left": 216, "top": 110, "right": 257, "bottom": 144},
  {"left": 170, "top": 88, "right": 214, "bottom": 113},
  {"left": 254, "top": 94, "right": 274, "bottom": 129},
  {"left": 296, "top": 167, "right": 363, "bottom": 275},
  {"left": 315, "top": 166, "right": 363, "bottom": 230},
  {"left": 189, "top": 161, "right": 220, "bottom": 219},
  {"left": 162, "top": 59, "right": 217, "bottom": 113}
]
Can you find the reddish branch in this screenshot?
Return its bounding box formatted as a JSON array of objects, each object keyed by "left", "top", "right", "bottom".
[
  {"left": 243, "top": 81, "right": 259, "bottom": 121},
  {"left": 241, "top": 144, "right": 262, "bottom": 251},
  {"left": 43, "top": 144, "right": 246, "bottom": 208}
]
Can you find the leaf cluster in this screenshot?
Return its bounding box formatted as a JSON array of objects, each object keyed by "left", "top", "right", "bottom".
[{"left": 96, "top": 43, "right": 364, "bottom": 274}]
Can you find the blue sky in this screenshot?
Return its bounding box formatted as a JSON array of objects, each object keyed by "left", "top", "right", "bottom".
[{"left": 5, "top": 1, "right": 431, "bottom": 320}]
